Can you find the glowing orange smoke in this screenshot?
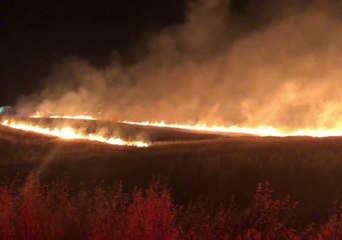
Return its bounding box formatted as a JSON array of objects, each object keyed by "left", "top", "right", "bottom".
[
  {"left": 122, "top": 121, "right": 342, "bottom": 137},
  {"left": 30, "top": 115, "right": 95, "bottom": 120},
  {"left": 1, "top": 119, "right": 149, "bottom": 147}
]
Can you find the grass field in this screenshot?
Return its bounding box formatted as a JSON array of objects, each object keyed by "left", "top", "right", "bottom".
[{"left": 1, "top": 120, "right": 342, "bottom": 233}]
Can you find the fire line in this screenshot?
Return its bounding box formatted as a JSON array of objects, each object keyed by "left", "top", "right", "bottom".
[
  {"left": 1, "top": 119, "right": 149, "bottom": 147},
  {"left": 122, "top": 121, "right": 342, "bottom": 137}
]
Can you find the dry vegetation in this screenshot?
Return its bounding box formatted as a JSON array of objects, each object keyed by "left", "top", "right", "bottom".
[
  {"left": 1, "top": 124, "right": 342, "bottom": 238},
  {"left": 1, "top": 174, "right": 342, "bottom": 240}
]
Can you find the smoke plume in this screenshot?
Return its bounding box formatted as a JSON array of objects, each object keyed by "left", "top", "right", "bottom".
[{"left": 17, "top": 0, "right": 342, "bottom": 130}]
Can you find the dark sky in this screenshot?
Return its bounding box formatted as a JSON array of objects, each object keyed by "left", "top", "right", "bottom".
[
  {"left": 0, "top": 0, "right": 256, "bottom": 106},
  {"left": 0, "top": 0, "right": 191, "bottom": 105}
]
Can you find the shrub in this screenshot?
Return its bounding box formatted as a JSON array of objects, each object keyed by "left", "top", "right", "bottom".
[{"left": 0, "top": 175, "right": 341, "bottom": 239}]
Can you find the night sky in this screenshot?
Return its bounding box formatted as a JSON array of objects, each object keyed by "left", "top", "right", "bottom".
[
  {"left": 0, "top": 0, "right": 190, "bottom": 105},
  {"left": 0, "top": 0, "right": 278, "bottom": 106}
]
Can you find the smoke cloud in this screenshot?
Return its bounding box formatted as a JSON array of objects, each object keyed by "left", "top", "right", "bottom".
[{"left": 17, "top": 0, "right": 342, "bottom": 130}]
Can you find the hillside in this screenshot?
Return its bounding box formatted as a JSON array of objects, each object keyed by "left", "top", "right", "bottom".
[{"left": 1, "top": 123, "right": 342, "bottom": 224}]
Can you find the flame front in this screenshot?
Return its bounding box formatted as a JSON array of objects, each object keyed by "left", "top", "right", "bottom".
[
  {"left": 1, "top": 119, "right": 149, "bottom": 147},
  {"left": 122, "top": 121, "right": 342, "bottom": 137}
]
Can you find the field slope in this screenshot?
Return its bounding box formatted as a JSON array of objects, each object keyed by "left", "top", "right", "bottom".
[{"left": 1, "top": 123, "right": 342, "bottom": 224}]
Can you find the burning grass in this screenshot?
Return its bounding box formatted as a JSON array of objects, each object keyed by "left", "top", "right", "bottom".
[
  {"left": 0, "top": 175, "right": 342, "bottom": 240},
  {"left": 0, "top": 118, "right": 149, "bottom": 147},
  {"left": 123, "top": 121, "right": 342, "bottom": 137}
]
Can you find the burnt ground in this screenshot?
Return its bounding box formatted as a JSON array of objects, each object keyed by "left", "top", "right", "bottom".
[{"left": 1, "top": 119, "right": 342, "bottom": 225}]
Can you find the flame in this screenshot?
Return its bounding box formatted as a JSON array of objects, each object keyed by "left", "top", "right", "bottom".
[
  {"left": 122, "top": 121, "right": 342, "bottom": 137},
  {"left": 1, "top": 119, "right": 149, "bottom": 147},
  {"left": 30, "top": 115, "right": 95, "bottom": 120}
]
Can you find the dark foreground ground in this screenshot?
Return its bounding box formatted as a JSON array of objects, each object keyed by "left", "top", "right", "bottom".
[{"left": 1, "top": 120, "right": 342, "bottom": 226}]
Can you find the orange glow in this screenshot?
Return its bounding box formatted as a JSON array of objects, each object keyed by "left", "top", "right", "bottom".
[
  {"left": 1, "top": 119, "right": 149, "bottom": 147},
  {"left": 30, "top": 115, "right": 95, "bottom": 120},
  {"left": 122, "top": 121, "right": 342, "bottom": 137}
]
